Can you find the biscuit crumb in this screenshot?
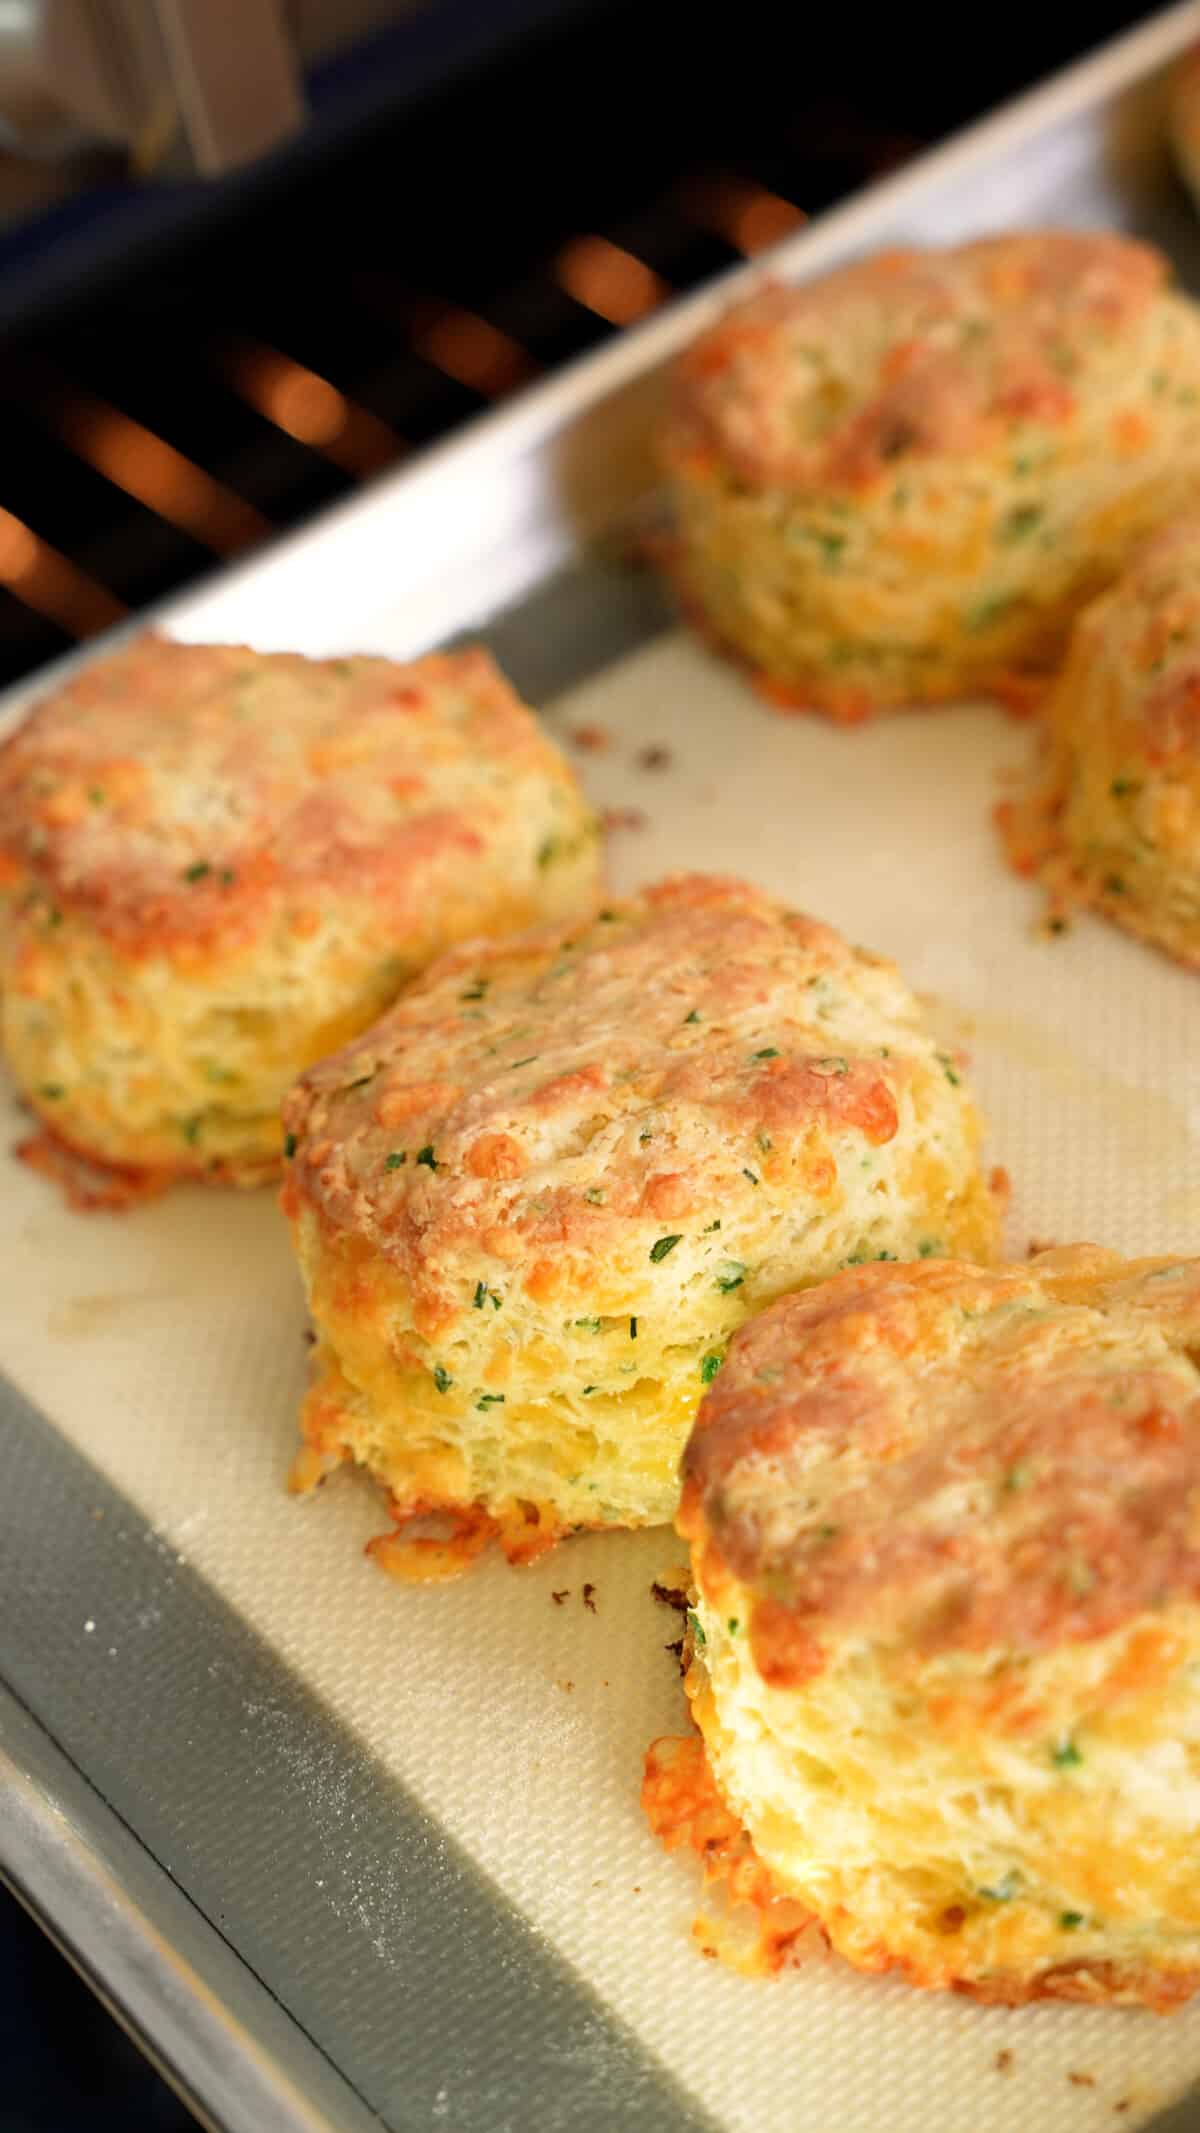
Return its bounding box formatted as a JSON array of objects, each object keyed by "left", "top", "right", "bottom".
[
  {"left": 582, "top": 1581, "right": 598, "bottom": 1613},
  {"left": 994, "top": 2050, "right": 1014, "bottom": 2074},
  {"left": 636, "top": 744, "right": 673, "bottom": 771},
  {"left": 600, "top": 805, "right": 648, "bottom": 833},
  {"left": 1068, "top": 2073, "right": 1096, "bottom": 2088},
  {"left": 651, "top": 1577, "right": 690, "bottom": 1615},
  {"left": 568, "top": 724, "right": 611, "bottom": 753},
  {"left": 1114, "top": 2103, "right": 1132, "bottom": 2117},
  {"left": 1026, "top": 1238, "right": 1059, "bottom": 1258}
]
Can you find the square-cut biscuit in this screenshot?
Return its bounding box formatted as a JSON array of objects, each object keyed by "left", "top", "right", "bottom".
[
  {"left": 281, "top": 873, "right": 998, "bottom": 1576},
  {"left": 662, "top": 232, "right": 1200, "bottom": 718},
  {"left": 0, "top": 634, "right": 599, "bottom": 1194},
  {"left": 648, "top": 1246, "right": 1200, "bottom": 2006}
]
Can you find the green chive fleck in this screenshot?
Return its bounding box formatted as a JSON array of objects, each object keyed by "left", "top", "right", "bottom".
[
  {"left": 1110, "top": 777, "right": 1139, "bottom": 798},
  {"left": 650, "top": 1234, "right": 682, "bottom": 1263},
  {"left": 460, "top": 980, "right": 488, "bottom": 1001},
  {"left": 742, "top": 1168, "right": 759, "bottom": 1186},
  {"left": 686, "top": 1608, "right": 706, "bottom": 1647},
  {"left": 997, "top": 504, "right": 1043, "bottom": 543},
  {"left": 700, "top": 1352, "right": 723, "bottom": 1384},
  {"left": 385, "top": 1152, "right": 406, "bottom": 1171},
  {"left": 537, "top": 837, "right": 559, "bottom": 869},
  {"left": 284, "top": 1132, "right": 298, "bottom": 1159},
  {"left": 1052, "top": 1739, "right": 1083, "bottom": 1768},
  {"left": 585, "top": 1187, "right": 605, "bottom": 1205},
  {"left": 716, "top": 1262, "right": 746, "bottom": 1293},
  {"left": 39, "top": 1083, "right": 64, "bottom": 1099},
  {"left": 473, "top": 1282, "right": 487, "bottom": 1308},
  {"left": 433, "top": 1365, "right": 452, "bottom": 1393},
  {"left": 727, "top": 1618, "right": 740, "bottom": 1635},
  {"left": 416, "top": 1145, "right": 438, "bottom": 1170},
  {"left": 684, "top": 1009, "right": 701, "bottom": 1025},
  {"left": 575, "top": 1316, "right": 603, "bottom": 1332},
  {"left": 966, "top": 593, "right": 1017, "bottom": 633},
  {"left": 629, "top": 1317, "right": 638, "bottom": 1339},
  {"left": 752, "top": 1046, "right": 780, "bottom": 1061},
  {"left": 1059, "top": 1911, "right": 1085, "bottom": 1930},
  {"left": 183, "top": 860, "right": 210, "bottom": 883},
  {"left": 476, "top": 1392, "right": 506, "bottom": 1410},
  {"left": 1103, "top": 874, "right": 1126, "bottom": 896},
  {"left": 938, "top": 1053, "right": 961, "bottom": 1086}
]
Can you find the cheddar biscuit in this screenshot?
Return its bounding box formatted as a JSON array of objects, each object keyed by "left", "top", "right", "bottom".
[
  {"left": 281, "top": 873, "right": 997, "bottom": 1575},
  {"left": 661, "top": 232, "right": 1200, "bottom": 718},
  {"left": 659, "top": 1245, "right": 1200, "bottom": 2006},
  {"left": 997, "top": 515, "right": 1200, "bottom": 968},
  {"left": 0, "top": 633, "right": 599, "bottom": 1188}
]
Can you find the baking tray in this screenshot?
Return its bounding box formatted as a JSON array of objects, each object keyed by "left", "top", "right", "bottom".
[{"left": 4, "top": 9, "right": 1200, "bottom": 2131}]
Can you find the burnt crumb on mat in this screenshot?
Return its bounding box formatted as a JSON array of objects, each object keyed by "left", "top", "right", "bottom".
[
  {"left": 551, "top": 1588, "right": 570, "bottom": 1605},
  {"left": 993, "top": 2050, "right": 1014, "bottom": 2074},
  {"left": 636, "top": 744, "right": 673, "bottom": 771},
  {"left": 651, "top": 1575, "right": 691, "bottom": 1667},
  {"left": 582, "top": 1581, "right": 598, "bottom": 1613},
  {"left": 568, "top": 724, "right": 611, "bottom": 753}
]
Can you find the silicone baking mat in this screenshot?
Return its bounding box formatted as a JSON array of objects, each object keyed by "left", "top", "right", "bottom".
[{"left": 2, "top": 617, "right": 1199, "bottom": 2132}]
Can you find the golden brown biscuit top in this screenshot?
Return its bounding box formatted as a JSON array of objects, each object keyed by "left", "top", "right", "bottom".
[
  {"left": 682, "top": 1246, "right": 1200, "bottom": 1679},
  {"left": 0, "top": 634, "right": 578, "bottom": 956},
  {"left": 669, "top": 232, "right": 1166, "bottom": 490},
  {"left": 283, "top": 874, "right": 936, "bottom": 1332}
]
